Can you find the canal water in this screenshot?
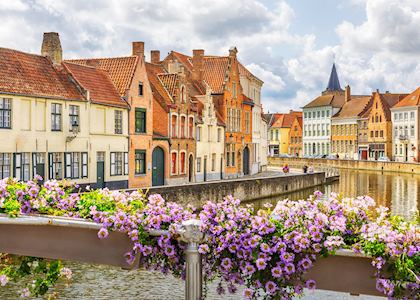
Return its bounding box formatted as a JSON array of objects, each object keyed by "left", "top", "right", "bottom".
[{"left": 1, "top": 169, "right": 418, "bottom": 300}]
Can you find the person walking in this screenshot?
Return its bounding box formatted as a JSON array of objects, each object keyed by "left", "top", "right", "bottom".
[
  {"left": 302, "top": 165, "right": 308, "bottom": 174},
  {"left": 283, "top": 163, "right": 290, "bottom": 174}
]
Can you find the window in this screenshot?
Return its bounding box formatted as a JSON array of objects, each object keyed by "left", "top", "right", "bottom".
[
  {"left": 232, "top": 82, "right": 237, "bottom": 98},
  {"left": 110, "top": 152, "right": 123, "bottom": 176},
  {"left": 65, "top": 152, "right": 80, "bottom": 179},
  {"left": 270, "top": 130, "right": 274, "bottom": 140},
  {"left": 404, "top": 126, "right": 408, "bottom": 137},
  {"left": 171, "top": 115, "right": 178, "bottom": 137},
  {"left": 399, "top": 113, "right": 403, "bottom": 120},
  {"left": 395, "top": 144, "right": 398, "bottom": 155},
  {"left": 0, "top": 153, "right": 11, "bottom": 179},
  {"left": 217, "top": 128, "right": 222, "bottom": 142},
  {"left": 69, "top": 105, "right": 80, "bottom": 131},
  {"left": 51, "top": 103, "right": 62, "bottom": 131},
  {"left": 171, "top": 152, "right": 177, "bottom": 174},
  {"left": 180, "top": 116, "right": 186, "bottom": 138},
  {"left": 188, "top": 117, "right": 194, "bottom": 138},
  {"left": 245, "top": 112, "right": 250, "bottom": 133},
  {"left": 197, "top": 126, "right": 201, "bottom": 141},
  {"left": 197, "top": 157, "right": 201, "bottom": 172},
  {"left": 208, "top": 125, "right": 212, "bottom": 142},
  {"left": 0, "top": 98, "right": 11, "bottom": 128},
  {"left": 114, "top": 110, "right": 123, "bottom": 134},
  {"left": 81, "top": 153, "right": 88, "bottom": 178},
  {"left": 394, "top": 113, "right": 398, "bottom": 121},
  {"left": 124, "top": 152, "right": 128, "bottom": 175},
  {"left": 231, "top": 145, "right": 236, "bottom": 166},
  {"left": 226, "top": 144, "right": 230, "bottom": 166},
  {"left": 317, "top": 111, "right": 320, "bottom": 118},
  {"left": 380, "top": 130, "right": 383, "bottom": 138},
  {"left": 135, "top": 150, "right": 146, "bottom": 175},
  {"left": 180, "top": 152, "right": 186, "bottom": 174},
  {"left": 48, "top": 153, "right": 62, "bottom": 180},
  {"left": 32, "top": 153, "right": 45, "bottom": 178},
  {"left": 410, "top": 111, "right": 415, "bottom": 120},
  {"left": 135, "top": 108, "right": 146, "bottom": 133},
  {"left": 404, "top": 112, "right": 408, "bottom": 121},
  {"left": 375, "top": 131, "right": 378, "bottom": 137},
  {"left": 304, "top": 112, "right": 307, "bottom": 118},
  {"left": 411, "top": 125, "right": 415, "bottom": 137},
  {"left": 138, "top": 82, "right": 143, "bottom": 96},
  {"left": 180, "top": 86, "right": 186, "bottom": 103},
  {"left": 371, "top": 131, "right": 374, "bottom": 138}
]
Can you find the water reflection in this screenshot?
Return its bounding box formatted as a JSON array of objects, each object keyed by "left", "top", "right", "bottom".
[{"left": 251, "top": 169, "right": 419, "bottom": 220}]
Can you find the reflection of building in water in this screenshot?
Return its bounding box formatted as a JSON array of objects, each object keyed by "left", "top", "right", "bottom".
[{"left": 392, "top": 176, "right": 418, "bottom": 219}]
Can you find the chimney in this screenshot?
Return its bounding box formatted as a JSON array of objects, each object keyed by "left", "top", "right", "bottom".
[
  {"left": 192, "top": 49, "right": 204, "bottom": 81},
  {"left": 132, "top": 41, "right": 144, "bottom": 57},
  {"left": 229, "top": 46, "right": 238, "bottom": 58},
  {"left": 345, "top": 85, "right": 351, "bottom": 102},
  {"left": 41, "top": 32, "right": 62, "bottom": 65},
  {"left": 151, "top": 50, "right": 160, "bottom": 64}
]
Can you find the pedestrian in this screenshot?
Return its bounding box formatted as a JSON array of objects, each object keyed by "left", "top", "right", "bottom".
[
  {"left": 302, "top": 165, "right": 308, "bottom": 174},
  {"left": 308, "top": 165, "right": 314, "bottom": 173},
  {"left": 283, "top": 163, "right": 290, "bottom": 174}
]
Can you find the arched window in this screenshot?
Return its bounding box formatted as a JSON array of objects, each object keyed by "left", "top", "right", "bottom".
[
  {"left": 181, "top": 86, "right": 186, "bottom": 103},
  {"left": 180, "top": 152, "right": 186, "bottom": 174},
  {"left": 171, "top": 152, "right": 177, "bottom": 174},
  {"left": 188, "top": 117, "right": 194, "bottom": 138},
  {"left": 180, "top": 116, "right": 186, "bottom": 138},
  {"left": 379, "top": 115, "right": 382, "bottom": 122},
  {"left": 171, "top": 115, "right": 178, "bottom": 137}
]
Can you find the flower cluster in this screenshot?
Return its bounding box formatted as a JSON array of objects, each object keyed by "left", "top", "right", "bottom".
[{"left": 0, "top": 177, "right": 418, "bottom": 299}]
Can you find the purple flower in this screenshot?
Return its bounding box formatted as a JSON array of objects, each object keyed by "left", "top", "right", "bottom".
[
  {"left": 97, "top": 227, "right": 109, "bottom": 239},
  {"left": 256, "top": 258, "right": 267, "bottom": 270},
  {"left": 284, "top": 262, "right": 295, "bottom": 275},
  {"left": 0, "top": 275, "right": 8, "bottom": 286},
  {"left": 221, "top": 258, "right": 232, "bottom": 270},
  {"left": 198, "top": 244, "right": 209, "bottom": 254},
  {"left": 306, "top": 279, "right": 316, "bottom": 290},
  {"left": 242, "top": 288, "right": 254, "bottom": 299},
  {"left": 271, "top": 266, "right": 282, "bottom": 278},
  {"left": 164, "top": 245, "right": 175, "bottom": 257},
  {"left": 265, "top": 280, "right": 277, "bottom": 294}
]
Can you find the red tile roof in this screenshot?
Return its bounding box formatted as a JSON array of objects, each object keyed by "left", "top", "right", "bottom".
[
  {"left": 65, "top": 56, "right": 138, "bottom": 96},
  {"left": 378, "top": 92, "right": 408, "bottom": 120},
  {"left": 304, "top": 93, "right": 345, "bottom": 108},
  {"left": 171, "top": 51, "right": 193, "bottom": 72},
  {"left": 332, "top": 96, "right": 372, "bottom": 119},
  {"left": 0, "top": 48, "right": 83, "bottom": 100},
  {"left": 145, "top": 62, "right": 173, "bottom": 110},
  {"left": 158, "top": 74, "right": 179, "bottom": 97},
  {"left": 202, "top": 56, "right": 230, "bottom": 94},
  {"left": 392, "top": 87, "right": 420, "bottom": 108},
  {"left": 63, "top": 62, "right": 127, "bottom": 108}
]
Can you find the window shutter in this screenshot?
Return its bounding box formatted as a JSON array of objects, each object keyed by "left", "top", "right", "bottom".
[
  {"left": 65, "top": 153, "right": 72, "bottom": 178},
  {"left": 124, "top": 152, "right": 128, "bottom": 175},
  {"left": 82, "top": 153, "right": 88, "bottom": 178},
  {"left": 48, "top": 153, "right": 53, "bottom": 179}
]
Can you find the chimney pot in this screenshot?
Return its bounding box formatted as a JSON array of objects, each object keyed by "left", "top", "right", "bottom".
[
  {"left": 132, "top": 41, "right": 144, "bottom": 57},
  {"left": 192, "top": 49, "right": 204, "bottom": 81},
  {"left": 151, "top": 50, "right": 160, "bottom": 64},
  {"left": 41, "top": 32, "right": 62, "bottom": 65}
]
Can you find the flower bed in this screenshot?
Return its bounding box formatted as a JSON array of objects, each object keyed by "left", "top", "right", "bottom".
[{"left": 0, "top": 177, "right": 419, "bottom": 299}]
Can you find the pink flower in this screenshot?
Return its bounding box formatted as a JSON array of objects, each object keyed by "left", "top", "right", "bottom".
[
  {"left": 97, "top": 227, "right": 109, "bottom": 239},
  {"left": 0, "top": 275, "right": 8, "bottom": 286}
]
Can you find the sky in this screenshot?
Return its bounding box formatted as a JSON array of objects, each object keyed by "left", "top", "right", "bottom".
[{"left": 0, "top": 0, "right": 419, "bottom": 113}]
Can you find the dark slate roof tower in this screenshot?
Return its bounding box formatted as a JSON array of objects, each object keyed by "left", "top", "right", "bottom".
[{"left": 326, "top": 63, "right": 342, "bottom": 91}]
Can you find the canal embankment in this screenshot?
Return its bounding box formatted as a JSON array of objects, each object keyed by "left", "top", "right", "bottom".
[
  {"left": 269, "top": 156, "right": 420, "bottom": 175},
  {"left": 139, "top": 172, "right": 327, "bottom": 207}
]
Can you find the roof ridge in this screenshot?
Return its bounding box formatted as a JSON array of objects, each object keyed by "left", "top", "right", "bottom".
[
  {"left": 66, "top": 55, "right": 137, "bottom": 61},
  {"left": 0, "top": 47, "right": 47, "bottom": 59}
]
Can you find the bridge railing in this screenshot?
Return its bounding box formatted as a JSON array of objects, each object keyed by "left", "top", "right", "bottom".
[{"left": 0, "top": 214, "right": 382, "bottom": 299}]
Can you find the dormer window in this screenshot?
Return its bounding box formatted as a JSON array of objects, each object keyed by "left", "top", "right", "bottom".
[{"left": 138, "top": 82, "right": 143, "bottom": 96}]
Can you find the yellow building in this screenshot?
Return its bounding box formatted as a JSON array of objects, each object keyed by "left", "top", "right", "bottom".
[
  {"left": 0, "top": 33, "right": 129, "bottom": 189},
  {"left": 267, "top": 112, "right": 299, "bottom": 156}
]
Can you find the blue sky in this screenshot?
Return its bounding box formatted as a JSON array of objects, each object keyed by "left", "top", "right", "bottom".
[{"left": 0, "top": 0, "right": 419, "bottom": 112}]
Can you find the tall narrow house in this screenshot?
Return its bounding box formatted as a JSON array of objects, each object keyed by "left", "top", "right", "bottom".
[
  {"left": 66, "top": 42, "right": 154, "bottom": 188},
  {"left": 303, "top": 63, "right": 345, "bottom": 156}
]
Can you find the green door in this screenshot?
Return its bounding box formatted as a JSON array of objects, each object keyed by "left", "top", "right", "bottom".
[
  {"left": 97, "top": 162, "right": 105, "bottom": 189},
  {"left": 152, "top": 147, "right": 165, "bottom": 186}
]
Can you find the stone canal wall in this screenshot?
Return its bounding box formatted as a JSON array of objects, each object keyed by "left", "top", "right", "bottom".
[
  {"left": 269, "top": 157, "right": 420, "bottom": 174},
  {"left": 140, "top": 173, "right": 326, "bottom": 207}
]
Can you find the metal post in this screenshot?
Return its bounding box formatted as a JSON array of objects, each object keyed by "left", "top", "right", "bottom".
[{"left": 178, "top": 219, "right": 204, "bottom": 300}]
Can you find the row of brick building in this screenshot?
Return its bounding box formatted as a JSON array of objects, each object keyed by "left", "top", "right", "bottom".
[
  {"left": 268, "top": 63, "right": 419, "bottom": 162},
  {"left": 0, "top": 32, "right": 268, "bottom": 188}
]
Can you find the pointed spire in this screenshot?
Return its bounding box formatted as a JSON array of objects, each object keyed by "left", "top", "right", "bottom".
[{"left": 326, "top": 63, "right": 343, "bottom": 91}]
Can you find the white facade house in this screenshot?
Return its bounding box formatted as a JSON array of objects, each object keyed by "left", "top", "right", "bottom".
[
  {"left": 195, "top": 86, "right": 225, "bottom": 182},
  {"left": 302, "top": 63, "right": 345, "bottom": 156},
  {"left": 390, "top": 88, "right": 420, "bottom": 162},
  {"left": 238, "top": 63, "right": 266, "bottom": 174}
]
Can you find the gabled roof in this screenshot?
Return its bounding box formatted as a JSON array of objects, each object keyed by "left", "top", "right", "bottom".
[
  {"left": 158, "top": 73, "right": 179, "bottom": 97},
  {"left": 325, "top": 63, "right": 343, "bottom": 92},
  {"left": 392, "top": 87, "right": 420, "bottom": 108},
  {"left": 170, "top": 51, "right": 193, "bottom": 72},
  {"left": 63, "top": 62, "right": 127, "bottom": 108},
  {"left": 202, "top": 56, "right": 230, "bottom": 94},
  {"left": 332, "top": 96, "right": 372, "bottom": 119},
  {"left": 65, "top": 56, "right": 138, "bottom": 96},
  {"left": 378, "top": 92, "right": 408, "bottom": 119},
  {"left": 304, "top": 93, "right": 345, "bottom": 109},
  {"left": 145, "top": 62, "right": 173, "bottom": 110},
  {"left": 0, "top": 47, "right": 83, "bottom": 101}
]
